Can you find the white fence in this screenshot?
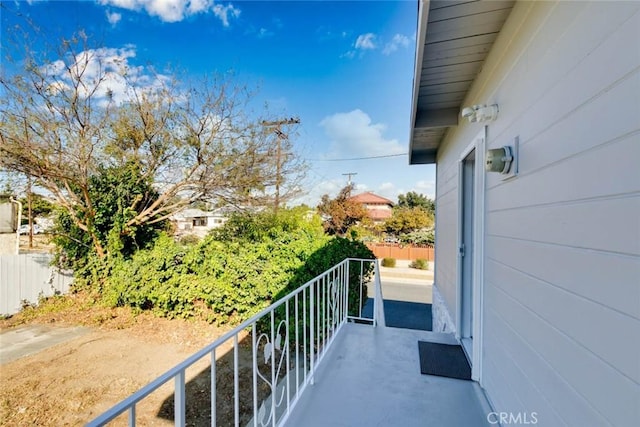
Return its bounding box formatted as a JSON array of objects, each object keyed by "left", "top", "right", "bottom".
[{"left": 0, "top": 253, "right": 73, "bottom": 316}]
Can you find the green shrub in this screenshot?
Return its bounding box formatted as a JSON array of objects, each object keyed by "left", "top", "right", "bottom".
[
  {"left": 99, "top": 209, "right": 374, "bottom": 326},
  {"left": 178, "top": 234, "right": 200, "bottom": 245},
  {"left": 399, "top": 230, "right": 434, "bottom": 245},
  {"left": 409, "top": 259, "right": 429, "bottom": 270},
  {"left": 381, "top": 257, "right": 396, "bottom": 268}
]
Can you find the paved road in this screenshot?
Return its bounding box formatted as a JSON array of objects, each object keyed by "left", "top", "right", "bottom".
[
  {"left": 369, "top": 277, "right": 433, "bottom": 304},
  {"left": 0, "top": 324, "right": 89, "bottom": 365},
  {"left": 363, "top": 276, "right": 434, "bottom": 330},
  {"left": 380, "top": 280, "right": 432, "bottom": 304}
]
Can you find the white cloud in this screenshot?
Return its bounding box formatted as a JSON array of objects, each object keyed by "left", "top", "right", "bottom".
[
  {"left": 354, "top": 33, "right": 376, "bottom": 50},
  {"left": 376, "top": 183, "right": 399, "bottom": 202},
  {"left": 257, "top": 27, "right": 273, "bottom": 39},
  {"left": 99, "top": 0, "right": 240, "bottom": 25},
  {"left": 188, "top": 0, "right": 209, "bottom": 14},
  {"left": 319, "top": 109, "right": 405, "bottom": 159},
  {"left": 213, "top": 3, "right": 240, "bottom": 27},
  {"left": 292, "top": 178, "right": 340, "bottom": 207},
  {"left": 340, "top": 50, "right": 356, "bottom": 59},
  {"left": 354, "top": 183, "right": 368, "bottom": 192},
  {"left": 382, "top": 33, "right": 410, "bottom": 55},
  {"left": 379, "top": 182, "right": 395, "bottom": 191},
  {"left": 413, "top": 180, "right": 436, "bottom": 198},
  {"left": 106, "top": 10, "right": 122, "bottom": 25},
  {"left": 41, "top": 46, "right": 171, "bottom": 107}
]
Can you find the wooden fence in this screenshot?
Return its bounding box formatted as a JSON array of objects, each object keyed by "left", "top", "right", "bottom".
[
  {"left": 0, "top": 253, "right": 73, "bottom": 316},
  {"left": 365, "top": 243, "right": 434, "bottom": 261}
]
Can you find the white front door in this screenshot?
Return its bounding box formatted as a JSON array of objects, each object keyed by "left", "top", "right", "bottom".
[
  {"left": 460, "top": 149, "right": 475, "bottom": 359},
  {"left": 457, "top": 128, "right": 486, "bottom": 382}
]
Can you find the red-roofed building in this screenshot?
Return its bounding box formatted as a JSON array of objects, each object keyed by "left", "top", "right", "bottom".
[{"left": 348, "top": 192, "right": 394, "bottom": 223}]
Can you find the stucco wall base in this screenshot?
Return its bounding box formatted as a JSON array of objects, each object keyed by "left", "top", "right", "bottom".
[
  {"left": 0, "top": 234, "right": 17, "bottom": 255},
  {"left": 432, "top": 284, "right": 456, "bottom": 334}
]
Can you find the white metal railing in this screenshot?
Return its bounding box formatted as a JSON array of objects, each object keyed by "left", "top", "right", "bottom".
[{"left": 86, "top": 258, "right": 383, "bottom": 427}]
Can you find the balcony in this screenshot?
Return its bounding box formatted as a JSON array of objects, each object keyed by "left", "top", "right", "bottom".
[
  {"left": 282, "top": 323, "right": 491, "bottom": 427},
  {"left": 87, "top": 259, "right": 492, "bottom": 426}
]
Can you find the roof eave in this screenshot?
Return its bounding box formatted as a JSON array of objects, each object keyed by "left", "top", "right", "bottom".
[{"left": 409, "top": 0, "right": 431, "bottom": 165}]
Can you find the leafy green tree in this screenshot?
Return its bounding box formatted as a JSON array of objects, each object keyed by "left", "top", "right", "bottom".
[
  {"left": 212, "top": 206, "right": 323, "bottom": 243},
  {"left": 52, "top": 162, "right": 165, "bottom": 268},
  {"left": 316, "top": 185, "right": 368, "bottom": 236},
  {"left": 21, "top": 193, "right": 54, "bottom": 218},
  {"left": 397, "top": 191, "right": 435, "bottom": 214},
  {"left": 384, "top": 207, "right": 434, "bottom": 235},
  {"left": 400, "top": 229, "right": 435, "bottom": 245}
]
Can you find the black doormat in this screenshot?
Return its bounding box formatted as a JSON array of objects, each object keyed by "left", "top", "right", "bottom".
[
  {"left": 418, "top": 341, "right": 471, "bottom": 380},
  {"left": 361, "top": 299, "right": 432, "bottom": 331},
  {"left": 385, "top": 300, "right": 432, "bottom": 331}
]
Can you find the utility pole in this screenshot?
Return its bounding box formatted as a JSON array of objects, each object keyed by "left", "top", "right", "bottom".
[
  {"left": 342, "top": 172, "right": 357, "bottom": 197},
  {"left": 342, "top": 172, "right": 357, "bottom": 185},
  {"left": 262, "top": 117, "right": 300, "bottom": 212}
]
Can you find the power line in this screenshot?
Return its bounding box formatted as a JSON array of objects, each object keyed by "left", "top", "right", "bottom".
[{"left": 308, "top": 153, "right": 408, "bottom": 162}]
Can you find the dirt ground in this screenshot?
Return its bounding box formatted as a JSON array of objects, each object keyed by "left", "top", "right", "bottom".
[
  {"left": 17, "top": 233, "right": 56, "bottom": 254},
  {"left": 0, "top": 293, "right": 248, "bottom": 426}
]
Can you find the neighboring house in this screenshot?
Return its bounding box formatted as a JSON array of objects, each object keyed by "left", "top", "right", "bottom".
[
  {"left": 0, "top": 199, "right": 18, "bottom": 254},
  {"left": 348, "top": 192, "right": 394, "bottom": 223},
  {"left": 409, "top": 1, "right": 639, "bottom": 425},
  {"left": 171, "top": 207, "right": 232, "bottom": 236}
]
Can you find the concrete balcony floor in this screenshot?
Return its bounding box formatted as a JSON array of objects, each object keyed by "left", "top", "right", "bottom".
[{"left": 283, "top": 323, "right": 493, "bottom": 427}]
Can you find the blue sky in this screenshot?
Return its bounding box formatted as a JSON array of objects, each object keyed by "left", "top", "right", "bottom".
[{"left": 1, "top": 0, "right": 436, "bottom": 205}]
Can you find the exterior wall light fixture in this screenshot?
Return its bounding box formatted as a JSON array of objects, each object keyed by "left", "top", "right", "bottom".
[
  {"left": 486, "top": 146, "right": 513, "bottom": 174},
  {"left": 461, "top": 104, "right": 499, "bottom": 123},
  {"left": 486, "top": 136, "right": 520, "bottom": 179}
]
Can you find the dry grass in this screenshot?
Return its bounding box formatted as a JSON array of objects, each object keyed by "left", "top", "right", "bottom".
[{"left": 0, "top": 292, "right": 248, "bottom": 426}]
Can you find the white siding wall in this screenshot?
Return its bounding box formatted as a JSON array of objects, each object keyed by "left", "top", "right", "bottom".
[{"left": 434, "top": 1, "right": 640, "bottom": 426}]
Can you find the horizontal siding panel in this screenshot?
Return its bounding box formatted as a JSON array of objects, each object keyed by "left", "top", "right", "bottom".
[
  {"left": 484, "top": 308, "right": 572, "bottom": 426},
  {"left": 484, "top": 236, "right": 640, "bottom": 320},
  {"left": 488, "top": 68, "right": 640, "bottom": 192},
  {"left": 482, "top": 331, "right": 528, "bottom": 414},
  {"left": 486, "top": 196, "right": 640, "bottom": 255},
  {"left": 486, "top": 257, "right": 640, "bottom": 383},
  {"left": 484, "top": 298, "right": 611, "bottom": 426},
  {"left": 486, "top": 284, "right": 640, "bottom": 426},
  {"left": 488, "top": 3, "right": 640, "bottom": 149},
  {"left": 486, "top": 134, "right": 640, "bottom": 212}
]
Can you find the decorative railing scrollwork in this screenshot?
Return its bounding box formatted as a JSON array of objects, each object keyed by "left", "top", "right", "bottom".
[{"left": 255, "top": 319, "right": 288, "bottom": 426}]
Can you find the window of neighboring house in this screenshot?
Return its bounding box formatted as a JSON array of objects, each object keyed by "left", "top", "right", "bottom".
[
  {"left": 193, "top": 217, "right": 207, "bottom": 227},
  {"left": 213, "top": 218, "right": 223, "bottom": 224}
]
